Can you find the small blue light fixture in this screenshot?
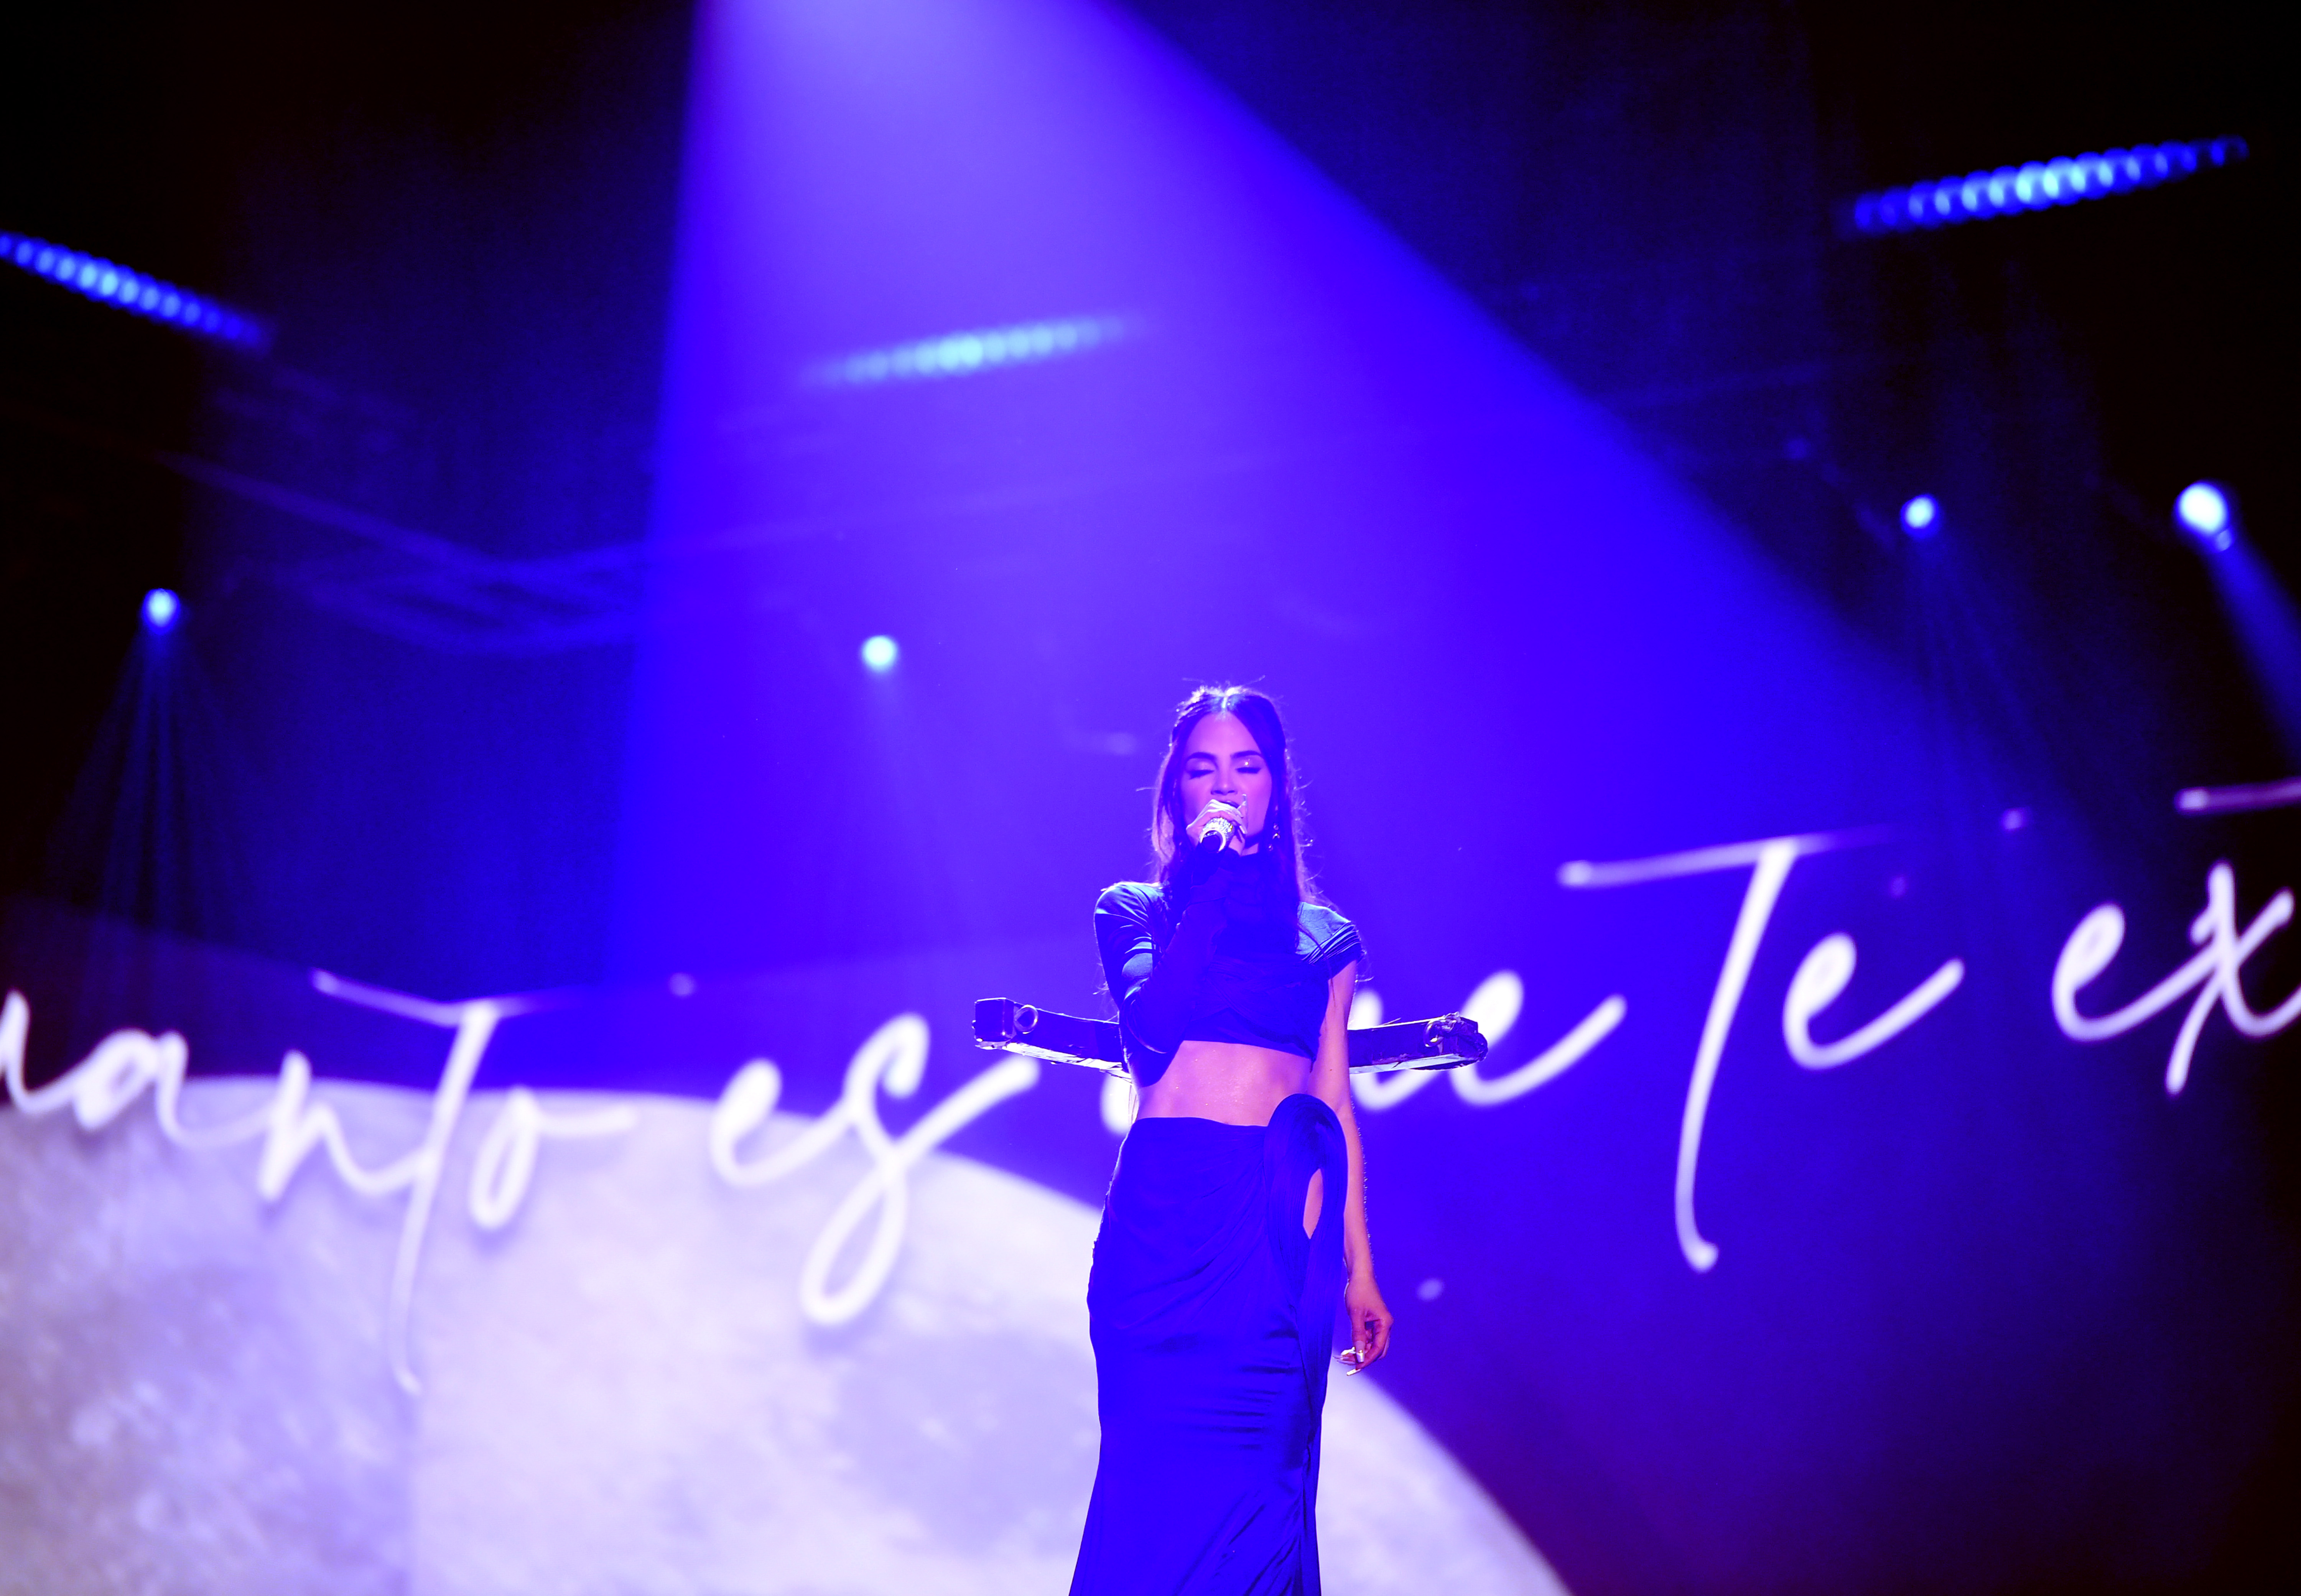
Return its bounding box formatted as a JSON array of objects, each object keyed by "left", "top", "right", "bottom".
[
  {"left": 143, "top": 588, "right": 180, "bottom": 630},
  {"left": 2174, "top": 481, "right": 2234, "bottom": 552},
  {"left": 1900, "top": 494, "right": 1940, "bottom": 537},
  {"left": 860, "top": 634, "right": 899, "bottom": 673}
]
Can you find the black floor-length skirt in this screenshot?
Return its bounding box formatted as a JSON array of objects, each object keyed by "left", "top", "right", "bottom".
[{"left": 1069, "top": 1093, "right": 1348, "bottom": 1596}]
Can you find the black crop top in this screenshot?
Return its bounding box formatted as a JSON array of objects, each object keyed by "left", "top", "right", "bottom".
[{"left": 1095, "top": 848, "right": 1364, "bottom": 1077}]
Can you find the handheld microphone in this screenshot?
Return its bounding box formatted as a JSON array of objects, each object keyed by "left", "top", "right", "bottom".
[{"left": 1197, "top": 810, "right": 1240, "bottom": 853}]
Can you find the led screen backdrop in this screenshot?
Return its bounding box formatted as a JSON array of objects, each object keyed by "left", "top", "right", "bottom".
[{"left": 4, "top": 0, "right": 2297, "bottom": 1593}]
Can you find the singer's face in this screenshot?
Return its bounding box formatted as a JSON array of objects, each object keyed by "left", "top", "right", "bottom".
[{"left": 1178, "top": 713, "right": 1273, "bottom": 842}]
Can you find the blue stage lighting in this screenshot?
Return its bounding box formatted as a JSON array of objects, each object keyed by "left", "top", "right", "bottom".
[
  {"left": 2175, "top": 482, "right": 2232, "bottom": 551},
  {"left": 1850, "top": 138, "right": 2247, "bottom": 236},
  {"left": 1901, "top": 495, "right": 1939, "bottom": 536},
  {"left": 0, "top": 230, "right": 271, "bottom": 353},
  {"left": 860, "top": 634, "right": 899, "bottom": 672},
  {"left": 143, "top": 589, "right": 180, "bottom": 630}
]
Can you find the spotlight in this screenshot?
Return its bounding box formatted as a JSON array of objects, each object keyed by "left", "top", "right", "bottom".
[
  {"left": 860, "top": 634, "right": 899, "bottom": 673},
  {"left": 143, "top": 589, "right": 180, "bottom": 629},
  {"left": 2175, "top": 481, "right": 2234, "bottom": 551},
  {"left": 1900, "top": 495, "right": 1939, "bottom": 536}
]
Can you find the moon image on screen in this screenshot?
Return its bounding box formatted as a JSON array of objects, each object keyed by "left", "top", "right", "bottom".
[{"left": 0, "top": 1079, "right": 1567, "bottom": 1594}]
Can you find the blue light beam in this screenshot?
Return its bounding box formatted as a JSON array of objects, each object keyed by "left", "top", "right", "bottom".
[{"left": 2178, "top": 485, "right": 2301, "bottom": 762}]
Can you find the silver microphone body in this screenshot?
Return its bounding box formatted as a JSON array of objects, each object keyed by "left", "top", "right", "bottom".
[{"left": 1197, "top": 811, "right": 1240, "bottom": 853}]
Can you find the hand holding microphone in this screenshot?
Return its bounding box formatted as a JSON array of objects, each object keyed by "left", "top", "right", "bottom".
[
  {"left": 1190, "top": 798, "right": 1246, "bottom": 855},
  {"left": 1177, "top": 798, "right": 1246, "bottom": 902}
]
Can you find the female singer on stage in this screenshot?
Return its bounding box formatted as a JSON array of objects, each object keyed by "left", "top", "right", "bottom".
[{"left": 1070, "top": 685, "right": 1392, "bottom": 1596}]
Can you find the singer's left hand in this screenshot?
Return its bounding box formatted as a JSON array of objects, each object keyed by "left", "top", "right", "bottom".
[{"left": 1340, "top": 1270, "right": 1393, "bottom": 1372}]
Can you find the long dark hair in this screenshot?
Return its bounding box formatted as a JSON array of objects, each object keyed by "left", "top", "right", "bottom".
[{"left": 1149, "top": 685, "right": 1314, "bottom": 903}]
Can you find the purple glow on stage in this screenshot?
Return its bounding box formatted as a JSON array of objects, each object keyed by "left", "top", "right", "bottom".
[
  {"left": 589, "top": 2, "right": 2300, "bottom": 1591},
  {"left": 8, "top": 3, "right": 2289, "bottom": 1592}
]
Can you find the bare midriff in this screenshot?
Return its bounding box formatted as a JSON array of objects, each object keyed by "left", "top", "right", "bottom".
[{"left": 1134, "top": 1040, "right": 1315, "bottom": 1127}]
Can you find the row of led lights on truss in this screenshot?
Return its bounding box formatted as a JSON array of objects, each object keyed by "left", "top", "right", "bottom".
[
  {"left": 806, "top": 314, "right": 1128, "bottom": 388},
  {"left": 1851, "top": 137, "right": 2247, "bottom": 235},
  {"left": 140, "top": 480, "right": 2250, "bottom": 645},
  {"left": 0, "top": 230, "right": 270, "bottom": 352},
  {"left": 682, "top": 493, "right": 2260, "bottom": 683},
  {"left": 1896, "top": 481, "right": 2242, "bottom": 552}
]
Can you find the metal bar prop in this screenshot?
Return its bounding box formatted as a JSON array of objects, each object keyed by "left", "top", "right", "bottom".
[{"left": 971, "top": 998, "right": 1485, "bottom": 1076}]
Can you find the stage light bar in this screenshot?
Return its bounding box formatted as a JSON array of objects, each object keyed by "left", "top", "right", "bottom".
[
  {"left": 805, "top": 313, "right": 1128, "bottom": 388},
  {"left": 1850, "top": 138, "right": 2247, "bottom": 235},
  {"left": 0, "top": 230, "right": 270, "bottom": 352}
]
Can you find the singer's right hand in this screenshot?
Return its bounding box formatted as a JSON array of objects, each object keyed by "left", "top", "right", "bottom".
[{"left": 1186, "top": 798, "right": 1245, "bottom": 851}]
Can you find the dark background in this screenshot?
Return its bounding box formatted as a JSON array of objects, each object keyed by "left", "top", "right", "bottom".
[
  {"left": 2, "top": 0, "right": 2288, "bottom": 989},
  {"left": 3, "top": 3, "right": 2293, "bottom": 1591}
]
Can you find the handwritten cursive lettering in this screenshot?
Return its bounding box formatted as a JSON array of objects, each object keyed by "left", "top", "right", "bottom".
[
  {"left": 469, "top": 1088, "right": 638, "bottom": 1231},
  {"left": 1449, "top": 974, "right": 1628, "bottom": 1107},
  {"left": 1349, "top": 976, "right": 1627, "bottom": 1112},
  {"left": 1562, "top": 830, "right": 1962, "bottom": 1272},
  {"left": 2, "top": 797, "right": 2277, "bottom": 1362},
  {"left": 709, "top": 1014, "right": 1042, "bottom": 1325},
  {"left": 2054, "top": 861, "right": 2301, "bottom": 1094},
  {"left": 1783, "top": 935, "right": 1964, "bottom": 1070}
]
